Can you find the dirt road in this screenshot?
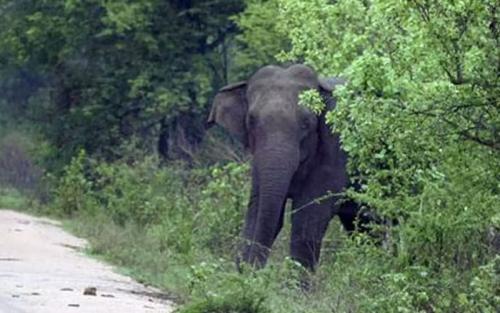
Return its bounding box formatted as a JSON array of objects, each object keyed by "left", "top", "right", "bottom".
[{"left": 0, "top": 210, "right": 174, "bottom": 313}]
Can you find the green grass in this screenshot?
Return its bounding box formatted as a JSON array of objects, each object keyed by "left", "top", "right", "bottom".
[
  {"left": 0, "top": 187, "right": 28, "bottom": 209},
  {"left": 63, "top": 208, "right": 500, "bottom": 313}
]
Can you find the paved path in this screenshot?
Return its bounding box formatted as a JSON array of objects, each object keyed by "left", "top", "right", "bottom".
[{"left": 0, "top": 210, "right": 174, "bottom": 313}]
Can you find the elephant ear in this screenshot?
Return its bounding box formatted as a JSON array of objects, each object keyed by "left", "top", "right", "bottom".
[
  {"left": 316, "top": 76, "right": 348, "bottom": 162},
  {"left": 318, "top": 76, "right": 346, "bottom": 110},
  {"left": 319, "top": 77, "right": 346, "bottom": 93},
  {"left": 207, "top": 81, "right": 248, "bottom": 146}
]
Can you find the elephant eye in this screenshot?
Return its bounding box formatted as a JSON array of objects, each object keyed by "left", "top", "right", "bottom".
[{"left": 248, "top": 114, "right": 257, "bottom": 127}]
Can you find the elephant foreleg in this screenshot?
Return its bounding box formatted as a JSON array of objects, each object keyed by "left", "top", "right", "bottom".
[
  {"left": 337, "top": 200, "right": 358, "bottom": 232},
  {"left": 290, "top": 199, "right": 335, "bottom": 271}
]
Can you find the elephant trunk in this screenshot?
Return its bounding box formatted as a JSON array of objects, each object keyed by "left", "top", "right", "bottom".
[{"left": 244, "top": 137, "right": 300, "bottom": 267}]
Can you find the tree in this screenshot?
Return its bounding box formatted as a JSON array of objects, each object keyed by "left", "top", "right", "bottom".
[
  {"left": 0, "top": 0, "right": 245, "bottom": 166},
  {"left": 238, "top": 0, "right": 499, "bottom": 310},
  {"left": 232, "top": 0, "right": 290, "bottom": 77}
]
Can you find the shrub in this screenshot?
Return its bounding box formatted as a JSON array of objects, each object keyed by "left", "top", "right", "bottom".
[
  {"left": 180, "top": 262, "right": 271, "bottom": 313},
  {"left": 93, "top": 158, "right": 181, "bottom": 226},
  {"left": 52, "top": 150, "right": 96, "bottom": 216},
  {"left": 51, "top": 149, "right": 251, "bottom": 255},
  {"left": 0, "top": 187, "right": 28, "bottom": 209},
  {"left": 196, "top": 162, "right": 250, "bottom": 254}
]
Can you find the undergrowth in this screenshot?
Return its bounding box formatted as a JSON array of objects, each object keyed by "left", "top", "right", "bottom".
[
  {"left": 0, "top": 187, "right": 28, "bottom": 209},
  {"left": 49, "top": 151, "right": 499, "bottom": 313}
]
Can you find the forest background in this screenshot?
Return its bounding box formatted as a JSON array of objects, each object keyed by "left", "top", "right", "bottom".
[{"left": 0, "top": 1, "right": 498, "bottom": 312}]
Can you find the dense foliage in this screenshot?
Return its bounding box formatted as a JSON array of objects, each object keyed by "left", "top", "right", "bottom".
[
  {"left": 0, "top": 0, "right": 245, "bottom": 167},
  {"left": 279, "top": 0, "right": 499, "bottom": 253},
  {"left": 0, "top": 0, "right": 498, "bottom": 312}
]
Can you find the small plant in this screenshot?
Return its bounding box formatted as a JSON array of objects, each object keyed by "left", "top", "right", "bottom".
[{"left": 180, "top": 261, "right": 271, "bottom": 313}]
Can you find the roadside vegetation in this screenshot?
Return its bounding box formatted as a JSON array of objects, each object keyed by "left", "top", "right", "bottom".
[{"left": 1, "top": 1, "right": 498, "bottom": 312}]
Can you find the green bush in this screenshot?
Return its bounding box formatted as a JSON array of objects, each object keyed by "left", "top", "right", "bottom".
[
  {"left": 0, "top": 187, "right": 28, "bottom": 209},
  {"left": 0, "top": 130, "right": 49, "bottom": 206},
  {"left": 196, "top": 163, "right": 249, "bottom": 254},
  {"left": 93, "top": 158, "right": 180, "bottom": 226},
  {"left": 52, "top": 150, "right": 96, "bottom": 216},
  {"left": 51, "top": 153, "right": 252, "bottom": 295},
  {"left": 180, "top": 262, "right": 271, "bottom": 313}
]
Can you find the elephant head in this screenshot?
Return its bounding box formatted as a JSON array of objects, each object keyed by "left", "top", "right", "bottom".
[{"left": 207, "top": 64, "right": 347, "bottom": 269}]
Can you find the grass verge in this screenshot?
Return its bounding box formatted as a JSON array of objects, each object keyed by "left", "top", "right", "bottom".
[{"left": 0, "top": 187, "right": 29, "bottom": 210}]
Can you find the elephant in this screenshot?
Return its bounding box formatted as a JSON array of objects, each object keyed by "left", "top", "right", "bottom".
[{"left": 207, "top": 64, "right": 365, "bottom": 271}]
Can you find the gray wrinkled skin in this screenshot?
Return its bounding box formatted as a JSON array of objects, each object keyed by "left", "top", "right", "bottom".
[{"left": 208, "top": 64, "right": 360, "bottom": 270}]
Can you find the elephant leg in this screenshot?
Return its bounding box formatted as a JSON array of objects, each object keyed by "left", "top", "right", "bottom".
[
  {"left": 337, "top": 200, "right": 359, "bottom": 232},
  {"left": 338, "top": 200, "right": 374, "bottom": 233},
  {"left": 290, "top": 199, "right": 335, "bottom": 271},
  {"left": 339, "top": 175, "right": 376, "bottom": 233}
]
